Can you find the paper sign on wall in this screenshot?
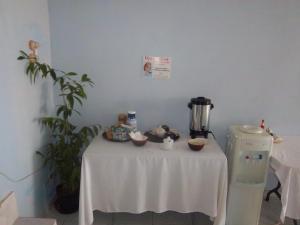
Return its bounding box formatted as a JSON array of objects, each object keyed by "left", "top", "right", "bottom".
[{"left": 143, "top": 56, "right": 171, "bottom": 80}]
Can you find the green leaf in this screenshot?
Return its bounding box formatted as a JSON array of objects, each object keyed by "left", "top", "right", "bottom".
[
  {"left": 67, "top": 94, "right": 74, "bottom": 109},
  {"left": 36, "top": 151, "right": 45, "bottom": 158},
  {"left": 19, "top": 50, "right": 28, "bottom": 57},
  {"left": 93, "top": 126, "right": 99, "bottom": 135},
  {"left": 74, "top": 96, "right": 83, "bottom": 106},
  {"left": 63, "top": 110, "right": 69, "bottom": 120},
  {"left": 85, "top": 127, "right": 94, "bottom": 137},
  {"left": 26, "top": 63, "right": 33, "bottom": 75},
  {"left": 60, "top": 78, "right": 65, "bottom": 89},
  {"left": 56, "top": 105, "right": 65, "bottom": 116},
  {"left": 40, "top": 64, "right": 48, "bottom": 77},
  {"left": 67, "top": 72, "right": 77, "bottom": 76},
  {"left": 81, "top": 74, "right": 89, "bottom": 82},
  {"left": 33, "top": 66, "right": 39, "bottom": 83},
  {"left": 49, "top": 68, "right": 57, "bottom": 81},
  {"left": 30, "top": 63, "right": 35, "bottom": 74},
  {"left": 88, "top": 80, "right": 95, "bottom": 86},
  {"left": 76, "top": 88, "right": 87, "bottom": 99},
  {"left": 26, "top": 63, "right": 35, "bottom": 82},
  {"left": 17, "top": 56, "right": 26, "bottom": 60}
]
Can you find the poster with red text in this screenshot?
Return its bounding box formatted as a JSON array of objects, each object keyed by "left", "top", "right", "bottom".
[{"left": 143, "top": 56, "right": 171, "bottom": 79}]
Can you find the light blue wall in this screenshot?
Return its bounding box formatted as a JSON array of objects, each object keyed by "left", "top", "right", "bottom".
[
  {"left": 0, "top": 0, "right": 53, "bottom": 217},
  {"left": 48, "top": 0, "right": 300, "bottom": 147}
]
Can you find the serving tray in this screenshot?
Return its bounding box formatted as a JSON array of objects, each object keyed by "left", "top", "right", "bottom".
[{"left": 144, "top": 131, "right": 180, "bottom": 143}]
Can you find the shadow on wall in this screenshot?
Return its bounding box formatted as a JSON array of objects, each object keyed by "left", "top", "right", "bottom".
[{"left": 33, "top": 80, "right": 55, "bottom": 216}]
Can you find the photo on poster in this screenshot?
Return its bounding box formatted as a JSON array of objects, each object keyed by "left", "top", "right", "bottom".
[{"left": 143, "top": 56, "right": 171, "bottom": 80}]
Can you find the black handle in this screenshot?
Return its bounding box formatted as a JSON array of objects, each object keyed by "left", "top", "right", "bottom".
[
  {"left": 210, "top": 104, "right": 214, "bottom": 110},
  {"left": 188, "top": 103, "right": 192, "bottom": 109}
]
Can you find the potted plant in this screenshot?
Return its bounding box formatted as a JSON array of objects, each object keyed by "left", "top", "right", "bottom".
[{"left": 18, "top": 50, "right": 101, "bottom": 214}]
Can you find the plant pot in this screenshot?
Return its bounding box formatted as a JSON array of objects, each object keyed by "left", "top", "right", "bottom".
[{"left": 54, "top": 184, "right": 79, "bottom": 214}]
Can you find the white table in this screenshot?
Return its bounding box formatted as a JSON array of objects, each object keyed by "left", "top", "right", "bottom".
[
  {"left": 79, "top": 135, "right": 227, "bottom": 225},
  {"left": 270, "top": 136, "right": 300, "bottom": 223}
]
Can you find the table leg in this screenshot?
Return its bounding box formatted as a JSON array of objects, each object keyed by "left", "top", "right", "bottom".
[
  {"left": 265, "top": 181, "right": 281, "bottom": 201},
  {"left": 111, "top": 213, "right": 114, "bottom": 225},
  {"left": 151, "top": 212, "right": 154, "bottom": 225},
  {"left": 191, "top": 213, "right": 195, "bottom": 225},
  {"left": 266, "top": 179, "right": 298, "bottom": 225}
]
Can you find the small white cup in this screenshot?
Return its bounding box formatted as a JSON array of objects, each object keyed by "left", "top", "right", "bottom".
[{"left": 162, "top": 136, "right": 174, "bottom": 150}]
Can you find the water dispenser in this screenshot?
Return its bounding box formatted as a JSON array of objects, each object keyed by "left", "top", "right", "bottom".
[{"left": 226, "top": 125, "right": 273, "bottom": 225}]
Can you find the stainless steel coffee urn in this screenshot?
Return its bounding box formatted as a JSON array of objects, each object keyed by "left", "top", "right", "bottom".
[{"left": 188, "top": 97, "right": 214, "bottom": 138}]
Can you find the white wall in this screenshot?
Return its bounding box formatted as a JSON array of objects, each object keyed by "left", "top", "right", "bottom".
[
  {"left": 0, "top": 0, "right": 53, "bottom": 216},
  {"left": 48, "top": 0, "right": 300, "bottom": 147}
]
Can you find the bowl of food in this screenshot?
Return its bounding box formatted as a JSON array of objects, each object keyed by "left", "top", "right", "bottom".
[
  {"left": 129, "top": 132, "right": 148, "bottom": 147},
  {"left": 188, "top": 138, "right": 207, "bottom": 151}
]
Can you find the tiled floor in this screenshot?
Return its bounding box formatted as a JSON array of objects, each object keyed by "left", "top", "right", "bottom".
[{"left": 48, "top": 193, "right": 298, "bottom": 225}]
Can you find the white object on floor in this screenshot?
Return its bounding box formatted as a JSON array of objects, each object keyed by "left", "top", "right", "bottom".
[
  {"left": 14, "top": 218, "right": 57, "bottom": 225},
  {"left": 0, "top": 192, "right": 57, "bottom": 225},
  {"left": 0, "top": 192, "right": 18, "bottom": 225},
  {"left": 271, "top": 136, "right": 300, "bottom": 222},
  {"left": 79, "top": 135, "right": 227, "bottom": 225},
  {"left": 226, "top": 126, "right": 273, "bottom": 225}
]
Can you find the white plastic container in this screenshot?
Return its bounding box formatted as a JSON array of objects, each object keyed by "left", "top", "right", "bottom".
[
  {"left": 161, "top": 137, "right": 174, "bottom": 150},
  {"left": 127, "top": 111, "right": 137, "bottom": 129}
]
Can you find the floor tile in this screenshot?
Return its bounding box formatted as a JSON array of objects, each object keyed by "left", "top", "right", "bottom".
[
  {"left": 47, "top": 206, "right": 78, "bottom": 225},
  {"left": 93, "top": 211, "right": 113, "bottom": 225},
  {"left": 153, "top": 211, "right": 192, "bottom": 225},
  {"left": 114, "top": 212, "right": 153, "bottom": 225},
  {"left": 259, "top": 192, "right": 295, "bottom": 225},
  {"left": 192, "top": 212, "right": 213, "bottom": 225}
]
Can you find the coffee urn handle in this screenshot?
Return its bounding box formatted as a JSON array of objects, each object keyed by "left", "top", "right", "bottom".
[
  {"left": 188, "top": 103, "right": 192, "bottom": 109},
  {"left": 210, "top": 104, "right": 214, "bottom": 110}
]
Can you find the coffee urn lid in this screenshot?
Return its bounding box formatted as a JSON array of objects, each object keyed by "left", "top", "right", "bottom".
[{"left": 190, "top": 97, "right": 212, "bottom": 105}]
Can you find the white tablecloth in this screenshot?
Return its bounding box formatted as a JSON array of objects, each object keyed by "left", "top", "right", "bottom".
[
  {"left": 79, "top": 135, "right": 227, "bottom": 225},
  {"left": 271, "top": 136, "right": 300, "bottom": 222}
]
